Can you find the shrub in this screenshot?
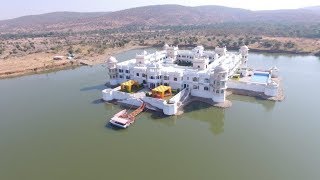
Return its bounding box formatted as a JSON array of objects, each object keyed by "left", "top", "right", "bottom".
[{"left": 284, "top": 42, "right": 295, "bottom": 49}]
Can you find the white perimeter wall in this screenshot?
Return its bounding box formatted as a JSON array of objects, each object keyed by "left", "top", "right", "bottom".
[
  {"left": 142, "top": 97, "right": 166, "bottom": 110},
  {"left": 102, "top": 87, "right": 180, "bottom": 115},
  {"left": 227, "top": 80, "right": 265, "bottom": 92}
]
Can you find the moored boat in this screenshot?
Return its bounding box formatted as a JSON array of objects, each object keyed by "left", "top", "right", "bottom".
[{"left": 109, "top": 103, "right": 145, "bottom": 128}]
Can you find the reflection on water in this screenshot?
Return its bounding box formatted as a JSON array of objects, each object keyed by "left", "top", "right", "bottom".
[
  {"left": 184, "top": 102, "right": 225, "bottom": 135},
  {"left": 148, "top": 110, "right": 178, "bottom": 127},
  {"left": 229, "top": 94, "right": 276, "bottom": 112},
  {"left": 80, "top": 84, "right": 106, "bottom": 92}
]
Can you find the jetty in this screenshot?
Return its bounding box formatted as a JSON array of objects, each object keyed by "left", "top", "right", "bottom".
[{"left": 109, "top": 103, "right": 145, "bottom": 128}]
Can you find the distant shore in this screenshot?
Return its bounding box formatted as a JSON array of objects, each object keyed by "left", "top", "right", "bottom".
[
  {"left": 0, "top": 43, "right": 318, "bottom": 79},
  {"left": 0, "top": 45, "right": 146, "bottom": 79}
]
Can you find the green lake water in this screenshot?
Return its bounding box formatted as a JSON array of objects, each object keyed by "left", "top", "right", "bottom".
[{"left": 0, "top": 49, "right": 320, "bottom": 180}]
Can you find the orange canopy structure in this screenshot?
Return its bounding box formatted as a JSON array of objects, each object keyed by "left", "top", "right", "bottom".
[
  {"left": 152, "top": 85, "right": 172, "bottom": 99},
  {"left": 121, "top": 80, "right": 140, "bottom": 93}
]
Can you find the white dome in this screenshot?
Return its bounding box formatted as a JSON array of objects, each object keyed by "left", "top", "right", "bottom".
[
  {"left": 268, "top": 81, "right": 279, "bottom": 87},
  {"left": 147, "top": 63, "right": 157, "bottom": 68},
  {"left": 147, "top": 62, "right": 162, "bottom": 69},
  {"left": 196, "top": 45, "right": 204, "bottom": 49},
  {"left": 270, "top": 66, "right": 278, "bottom": 71},
  {"left": 240, "top": 45, "right": 249, "bottom": 51},
  {"left": 215, "top": 64, "right": 228, "bottom": 72},
  {"left": 107, "top": 56, "right": 117, "bottom": 63},
  {"left": 163, "top": 44, "right": 169, "bottom": 48}
]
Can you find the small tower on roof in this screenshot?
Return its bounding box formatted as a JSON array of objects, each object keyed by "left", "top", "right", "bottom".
[
  {"left": 166, "top": 45, "right": 179, "bottom": 60},
  {"left": 270, "top": 66, "right": 279, "bottom": 78},
  {"left": 193, "top": 56, "right": 209, "bottom": 70},
  {"left": 240, "top": 45, "right": 249, "bottom": 58},
  {"left": 211, "top": 64, "right": 228, "bottom": 103},
  {"left": 163, "top": 43, "right": 169, "bottom": 50},
  {"left": 106, "top": 56, "right": 118, "bottom": 86},
  {"left": 239, "top": 45, "right": 249, "bottom": 67},
  {"left": 215, "top": 46, "right": 227, "bottom": 56},
  {"left": 192, "top": 45, "right": 204, "bottom": 56},
  {"left": 136, "top": 50, "right": 148, "bottom": 65}
]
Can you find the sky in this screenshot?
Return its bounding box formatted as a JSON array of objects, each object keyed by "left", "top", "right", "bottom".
[{"left": 1, "top": 0, "right": 319, "bottom": 20}]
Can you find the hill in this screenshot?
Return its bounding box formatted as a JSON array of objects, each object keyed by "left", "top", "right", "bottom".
[{"left": 0, "top": 5, "right": 320, "bottom": 34}]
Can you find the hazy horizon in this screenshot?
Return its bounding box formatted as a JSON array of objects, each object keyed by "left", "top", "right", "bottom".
[{"left": 1, "top": 0, "right": 319, "bottom": 20}]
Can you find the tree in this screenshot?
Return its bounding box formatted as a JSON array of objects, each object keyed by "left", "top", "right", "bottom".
[
  {"left": 284, "top": 41, "right": 295, "bottom": 49},
  {"left": 67, "top": 46, "right": 74, "bottom": 54},
  {"left": 173, "top": 38, "right": 179, "bottom": 46},
  {"left": 75, "top": 48, "right": 82, "bottom": 54},
  {"left": 0, "top": 47, "right": 4, "bottom": 55}
]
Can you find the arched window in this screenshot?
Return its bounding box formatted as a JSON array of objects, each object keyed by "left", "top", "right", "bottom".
[
  {"left": 204, "top": 86, "right": 209, "bottom": 91},
  {"left": 216, "top": 90, "right": 219, "bottom": 94},
  {"left": 193, "top": 77, "right": 198, "bottom": 82}
]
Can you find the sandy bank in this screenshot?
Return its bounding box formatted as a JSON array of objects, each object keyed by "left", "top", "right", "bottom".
[{"left": 0, "top": 45, "right": 147, "bottom": 79}]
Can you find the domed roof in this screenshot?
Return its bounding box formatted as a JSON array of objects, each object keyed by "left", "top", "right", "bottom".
[
  {"left": 147, "top": 62, "right": 162, "bottom": 69},
  {"left": 240, "top": 45, "right": 249, "bottom": 50},
  {"left": 270, "top": 66, "right": 278, "bottom": 70},
  {"left": 215, "top": 64, "right": 228, "bottom": 72},
  {"left": 268, "top": 81, "right": 279, "bottom": 87},
  {"left": 147, "top": 63, "right": 157, "bottom": 68},
  {"left": 107, "top": 56, "right": 117, "bottom": 63},
  {"left": 163, "top": 43, "right": 169, "bottom": 48}
]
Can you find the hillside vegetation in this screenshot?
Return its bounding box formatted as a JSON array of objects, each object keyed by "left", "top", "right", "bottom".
[
  {"left": 0, "top": 5, "right": 320, "bottom": 78},
  {"left": 0, "top": 5, "right": 320, "bottom": 34}
]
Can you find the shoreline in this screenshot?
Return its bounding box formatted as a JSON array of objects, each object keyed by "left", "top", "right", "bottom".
[
  {"left": 0, "top": 45, "right": 147, "bottom": 79},
  {"left": 0, "top": 61, "right": 80, "bottom": 79},
  {"left": 0, "top": 44, "right": 318, "bottom": 80}
]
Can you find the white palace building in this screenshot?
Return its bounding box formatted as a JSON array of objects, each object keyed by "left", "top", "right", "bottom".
[{"left": 102, "top": 44, "right": 282, "bottom": 115}]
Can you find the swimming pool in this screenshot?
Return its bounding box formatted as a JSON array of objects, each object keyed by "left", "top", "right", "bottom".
[{"left": 251, "top": 72, "right": 270, "bottom": 84}]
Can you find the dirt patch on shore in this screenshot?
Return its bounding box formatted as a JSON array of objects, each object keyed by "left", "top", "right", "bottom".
[{"left": 0, "top": 45, "right": 146, "bottom": 79}]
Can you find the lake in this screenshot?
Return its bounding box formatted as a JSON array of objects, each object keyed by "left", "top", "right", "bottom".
[{"left": 0, "top": 48, "right": 320, "bottom": 180}]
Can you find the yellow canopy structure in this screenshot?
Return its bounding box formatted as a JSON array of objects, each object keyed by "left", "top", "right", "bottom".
[
  {"left": 121, "top": 80, "right": 140, "bottom": 93},
  {"left": 152, "top": 85, "right": 172, "bottom": 99}
]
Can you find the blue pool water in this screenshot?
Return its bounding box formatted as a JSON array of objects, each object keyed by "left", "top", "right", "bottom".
[{"left": 251, "top": 73, "right": 270, "bottom": 84}]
